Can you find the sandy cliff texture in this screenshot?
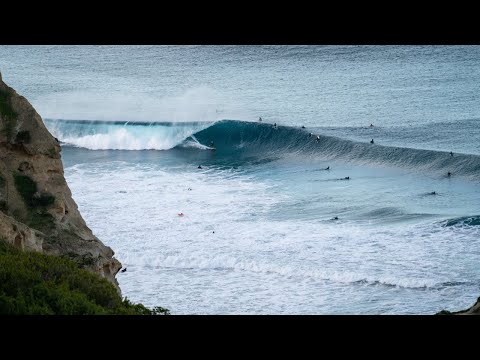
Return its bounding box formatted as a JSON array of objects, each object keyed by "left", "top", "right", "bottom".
[
  {"left": 0, "top": 72, "right": 121, "bottom": 291},
  {"left": 456, "top": 300, "right": 480, "bottom": 314}
]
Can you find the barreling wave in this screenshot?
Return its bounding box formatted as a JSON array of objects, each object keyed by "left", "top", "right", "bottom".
[{"left": 45, "top": 119, "right": 480, "bottom": 179}]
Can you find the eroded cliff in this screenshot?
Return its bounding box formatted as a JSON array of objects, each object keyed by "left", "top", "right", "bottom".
[{"left": 0, "top": 72, "right": 121, "bottom": 291}]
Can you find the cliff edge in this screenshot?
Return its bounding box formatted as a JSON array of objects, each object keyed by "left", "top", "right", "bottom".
[{"left": 0, "top": 72, "right": 121, "bottom": 291}]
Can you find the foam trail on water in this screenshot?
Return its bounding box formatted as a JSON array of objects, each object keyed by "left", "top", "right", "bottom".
[{"left": 63, "top": 153, "right": 480, "bottom": 314}]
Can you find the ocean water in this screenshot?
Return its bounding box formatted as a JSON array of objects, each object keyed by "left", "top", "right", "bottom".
[{"left": 1, "top": 45, "right": 480, "bottom": 314}]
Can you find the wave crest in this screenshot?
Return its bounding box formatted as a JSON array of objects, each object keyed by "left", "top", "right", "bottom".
[{"left": 45, "top": 119, "right": 480, "bottom": 179}]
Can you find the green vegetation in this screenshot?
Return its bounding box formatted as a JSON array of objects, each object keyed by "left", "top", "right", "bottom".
[
  {"left": 13, "top": 174, "right": 36, "bottom": 206},
  {"left": 62, "top": 252, "right": 96, "bottom": 268},
  {"left": 47, "top": 147, "right": 57, "bottom": 158},
  {"left": 13, "top": 173, "right": 55, "bottom": 208},
  {"left": 27, "top": 211, "right": 55, "bottom": 232},
  {"left": 0, "top": 88, "right": 17, "bottom": 141},
  {"left": 0, "top": 240, "right": 170, "bottom": 315},
  {"left": 12, "top": 173, "right": 56, "bottom": 232},
  {"left": 15, "top": 130, "right": 31, "bottom": 144},
  {"left": 34, "top": 194, "right": 55, "bottom": 207}
]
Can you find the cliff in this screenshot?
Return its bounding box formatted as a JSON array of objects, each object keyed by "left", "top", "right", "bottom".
[
  {"left": 455, "top": 300, "right": 480, "bottom": 314},
  {"left": 437, "top": 298, "right": 480, "bottom": 315},
  {"left": 0, "top": 72, "right": 121, "bottom": 291}
]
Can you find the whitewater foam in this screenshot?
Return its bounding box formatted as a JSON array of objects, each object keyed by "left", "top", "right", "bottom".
[
  {"left": 61, "top": 159, "right": 480, "bottom": 313},
  {"left": 46, "top": 119, "right": 214, "bottom": 150}
]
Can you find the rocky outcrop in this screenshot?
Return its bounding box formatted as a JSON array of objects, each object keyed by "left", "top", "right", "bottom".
[
  {"left": 0, "top": 72, "right": 121, "bottom": 291},
  {"left": 437, "top": 298, "right": 480, "bottom": 315},
  {"left": 454, "top": 300, "right": 480, "bottom": 315}
]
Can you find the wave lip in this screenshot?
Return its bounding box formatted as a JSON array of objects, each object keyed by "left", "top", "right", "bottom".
[{"left": 45, "top": 119, "right": 214, "bottom": 150}]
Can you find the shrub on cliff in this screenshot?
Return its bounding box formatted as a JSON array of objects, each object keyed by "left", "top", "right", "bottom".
[{"left": 0, "top": 240, "right": 169, "bottom": 315}]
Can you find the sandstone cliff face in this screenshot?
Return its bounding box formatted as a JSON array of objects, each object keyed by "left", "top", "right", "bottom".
[
  {"left": 456, "top": 301, "right": 480, "bottom": 315},
  {"left": 0, "top": 72, "right": 121, "bottom": 291}
]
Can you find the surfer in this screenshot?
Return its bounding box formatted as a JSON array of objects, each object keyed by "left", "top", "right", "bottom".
[
  {"left": 273, "top": 123, "right": 277, "bottom": 128},
  {"left": 309, "top": 133, "right": 313, "bottom": 137},
  {"left": 301, "top": 125, "right": 306, "bottom": 129},
  {"left": 370, "top": 139, "right": 374, "bottom": 144},
  {"left": 430, "top": 191, "right": 437, "bottom": 195},
  {"left": 325, "top": 166, "right": 330, "bottom": 170},
  {"left": 121, "top": 268, "right": 127, "bottom": 273},
  {"left": 259, "top": 117, "right": 262, "bottom": 122},
  {"left": 316, "top": 135, "right": 320, "bottom": 142},
  {"left": 178, "top": 212, "right": 184, "bottom": 216},
  {"left": 188, "top": 187, "right": 192, "bottom": 191},
  {"left": 198, "top": 165, "right": 202, "bottom": 169},
  {"left": 332, "top": 216, "right": 339, "bottom": 220},
  {"left": 210, "top": 140, "right": 215, "bottom": 148},
  {"left": 369, "top": 123, "right": 374, "bottom": 128},
  {"left": 450, "top": 151, "right": 454, "bottom": 157},
  {"left": 447, "top": 172, "right": 452, "bottom": 177},
  {"left": 339, "top": 176, "right": 350, "bottom": 180}
]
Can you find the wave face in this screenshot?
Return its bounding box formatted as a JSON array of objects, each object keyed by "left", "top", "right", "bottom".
[
  {"left": 194, "top": 121, "right": 480, "bottom": 179},
  {"left": 47, "top": 119, "right": 480, "bottom": 179}
]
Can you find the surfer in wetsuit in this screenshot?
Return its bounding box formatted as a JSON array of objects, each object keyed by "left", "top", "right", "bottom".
[
  {"left": 301, "top": 125, "right": 305, "bottom": 129},
  {"left": 430, "top": 191, "right": 437, "bottom": 195},
  {"left": 332, "top": 216, "right": 339, "bottom": 220},
  {"left": 370, "top": 139, "right": 374, "bottom": 144},
  {"left": 316, "top": 135, "right": 320, "bottom": 142},
  {"left": 325, "top": 166, "right": 330, "bottom": 170},
  {"left": 447, "top": 172, "right": 452, "bottom": 177},
  {"left": 259, "top": 117, "right": 262, "bottom": 122},
  {"left": 210, "top": 140, "right": 215, "bottom": 148},
  {"left": 450, "top": 151, "right": 454, "bottom": 157},
  {"left": 273, "top": 123, "right": 277, "bottom": 128},
  {"left": 309, "top": 133, "right": 313, "bottom": 137},
  {"left": 198, "top": 165, "right": 202, "bottom": 169},
  {"left": 369, "top": 123, "right": 374, "bottom": 128}
]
